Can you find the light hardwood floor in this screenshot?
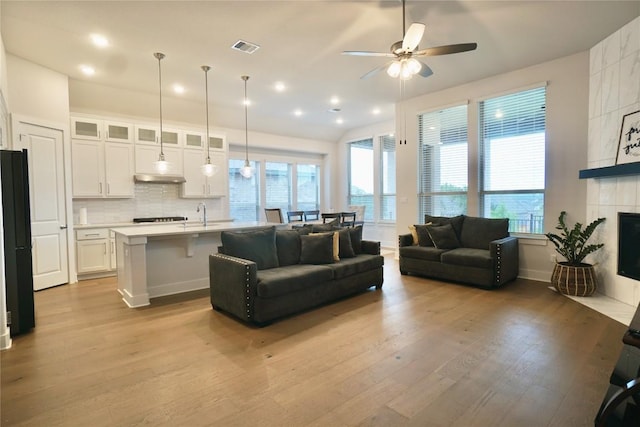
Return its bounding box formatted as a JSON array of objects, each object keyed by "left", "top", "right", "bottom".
[{"left": 1, "top": 254, "right": 627, "bottom": 426}]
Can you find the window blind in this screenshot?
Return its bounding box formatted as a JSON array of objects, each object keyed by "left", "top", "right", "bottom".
[
  {"left": 479, "top": 86, "right": 546, "bottom": 233},
  {"left": 348, "top": 138, "right": 374, "bottom": 221},
  {"left": 380, "top": 134, "right": 396, "bottom": 221},
  {"left": 418, "top": 104, "right": 468, "bottom": 218}
]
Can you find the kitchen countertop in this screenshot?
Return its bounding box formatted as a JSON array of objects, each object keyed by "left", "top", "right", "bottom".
[
  {"left": 73, "top": 218, "right": 234, "bottom": 230},
  {"left": 111, "top": 221, "right": 282, "bottom": 238}
]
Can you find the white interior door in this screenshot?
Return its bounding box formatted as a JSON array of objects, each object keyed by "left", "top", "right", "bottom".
[{"left": 14, "top": 121, "right": 69, "bottom": 290}]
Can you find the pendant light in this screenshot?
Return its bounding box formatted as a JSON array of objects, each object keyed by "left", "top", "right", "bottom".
[
  {"left": 201, "top": 65, "right": 217, "bottom": 177},
  {"left": 153, "top": 52, "right": 170, "bottom": 174},
  {"left": 239, "top": 75, "right": 253, "bottom": 179}
]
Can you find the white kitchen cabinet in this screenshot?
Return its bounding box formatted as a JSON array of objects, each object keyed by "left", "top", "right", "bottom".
[
  {"left": 135, "top": 124, "right": 159, "bottom": 145},
  {"left": 76, "top": 229, "right": 110, "bottom": 275},
  {"left": 104, "top": 143, "right": 134, "bottom": 197},
  {"left": 181, "top": 150, "right": 227, "bottom": 198},
  {"left": 135, "top": 144, "right": 183, "bottom": 175},
  {"left": 184, "top": 131, "right": 205, "bottom": 149},
  {"left": 72, "top": 140, "right": 133, "bottom": 198},
  {"left": 72, "top": 140, "right": 105, "bottom": 197},
  {"left": 104, "top": 121, "right": 133, "bottom": 143}
]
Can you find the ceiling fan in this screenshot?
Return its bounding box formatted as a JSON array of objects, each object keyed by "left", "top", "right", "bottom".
[{"left": 342, "top": 0, "right": 478, "bottom": 80}]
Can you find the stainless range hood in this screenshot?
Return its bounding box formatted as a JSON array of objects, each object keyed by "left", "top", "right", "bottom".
[{"left": 134, "top": 174, "right": 186, "bottom": 184}]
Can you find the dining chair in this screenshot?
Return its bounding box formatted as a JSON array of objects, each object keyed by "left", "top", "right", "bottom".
[
  {"left": 321, "top": 212, "right": 342, "bottom": 224},
  {"left": 287, "top": 210, "right": 305, "bottom": 223},
  {"left": 264, "top": 208, "right": 283, "bottom": 223},
  {"left": 303, "top": 210, "right": 320, "bottom": 221},
  {"left": 340, "top": 211, "right": 357, "bottom": 227},
  {"left": 347, "top": 205, "right": 366, "bottom": 227}
]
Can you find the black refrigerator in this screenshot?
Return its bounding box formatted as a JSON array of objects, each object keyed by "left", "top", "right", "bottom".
[{"left": 1, "top": 149, "right": 35, "bottom": 336}]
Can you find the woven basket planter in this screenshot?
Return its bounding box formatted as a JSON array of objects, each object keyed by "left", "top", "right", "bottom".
[{"left": 551, "top": 262, "right": 597, "bottom": 297}]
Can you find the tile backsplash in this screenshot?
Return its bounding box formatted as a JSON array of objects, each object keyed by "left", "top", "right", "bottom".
[{"left": 73, "top": 183, "right": 225, "bottom": 224}]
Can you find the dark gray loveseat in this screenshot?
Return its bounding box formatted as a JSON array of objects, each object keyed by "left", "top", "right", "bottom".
[
  {"left": 399, "top": 215, "right": 519, "bottom": 289},
  {"left": 209, "top": 225, "right": 383, "bottom": 325}
]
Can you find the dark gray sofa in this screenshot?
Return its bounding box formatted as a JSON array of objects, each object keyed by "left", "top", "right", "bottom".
[
  {"left": 399, "top": 215, "right": 519, "bottom": 289},
  {"left": 209, "top": 225, "right": 383, "bottom": 325}
]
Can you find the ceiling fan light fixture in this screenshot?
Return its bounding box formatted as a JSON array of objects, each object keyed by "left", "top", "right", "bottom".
[{"left": 387, "top": 61, "right": 402, "bottom": 78}]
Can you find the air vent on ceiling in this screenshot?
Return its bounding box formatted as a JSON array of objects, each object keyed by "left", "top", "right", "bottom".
[{"left": 231, "top": 40, "right": 260, "bottom": 54}]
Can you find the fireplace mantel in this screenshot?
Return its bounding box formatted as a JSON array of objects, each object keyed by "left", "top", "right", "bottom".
[{"left": 579, "top": 162, "right": 640, "bottom": 179}]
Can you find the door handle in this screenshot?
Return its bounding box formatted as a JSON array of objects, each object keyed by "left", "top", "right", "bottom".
[{"left": 60, "top": 225, "right": 68, "bottom": 229}]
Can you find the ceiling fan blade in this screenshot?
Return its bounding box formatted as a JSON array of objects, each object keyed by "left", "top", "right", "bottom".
[
  {"left": 414, "top": 42, "right": 478, "bottom": 57},
  {"left": 360, "top": 61, "right": 395, "bottom": 80},
  {"left": 417, "top": 61, "right": 434, "bottom": 78},
  {"left": 342, "top": 51, "right": 396, "bottom": 57},
  {"left": 402, "top": 23, "right": 425, "bottom": 52}
]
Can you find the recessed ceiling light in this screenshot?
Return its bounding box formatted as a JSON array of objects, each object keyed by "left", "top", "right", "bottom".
[
  {"left": 372, "top": 108, "right": 381, "bottom": 115},
  {"left": 330, "top": 96, "right": 340, "bottom": 105},
  {"left": 173, "top": 84, "right": 185, "bottom": 94},
  {"left": 80, "top": 65, "right": 95, "bottom": 76},
  {"left": 293, "top": 109, "right": 303, "bottom": 117},
  {"left": 275, "top": 82, "right": 286, "bottom": 92},
  {"left": 336, "top": 118, "right": 344, "bottom": 124},
  {"left": 90, "top": 34, "right": 109, "bottom": 48}
]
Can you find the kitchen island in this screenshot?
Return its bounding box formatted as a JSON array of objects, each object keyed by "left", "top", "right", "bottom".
[{"left": 112, "top": 222, "right": 280, "bottom": 308}]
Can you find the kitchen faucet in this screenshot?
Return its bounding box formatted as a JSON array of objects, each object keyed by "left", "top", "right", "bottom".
[{"left": 196, "top": 202, "right": 207, "bottom": 226}]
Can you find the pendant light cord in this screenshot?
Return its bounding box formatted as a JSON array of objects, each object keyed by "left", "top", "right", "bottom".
[
  {"left": 242, "top": 75, "right": 249, "bottom": 163},
  {"left": 154, "top": 52, "right": 165, "bottom": 158},
  {"left": 202, "top": 65, "right": 211, "bottom": 162}
]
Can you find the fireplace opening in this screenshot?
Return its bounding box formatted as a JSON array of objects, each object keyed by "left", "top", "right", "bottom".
[{"left": 618, "top": 212, "right": 640, "bottom": 281}]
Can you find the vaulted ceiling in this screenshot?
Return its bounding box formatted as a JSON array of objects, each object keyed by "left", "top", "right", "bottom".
[{"left": 2, "top": 1, "right": 639, "bottom": 141}]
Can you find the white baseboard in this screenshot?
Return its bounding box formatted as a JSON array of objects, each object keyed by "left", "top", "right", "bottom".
[
  {"left": 518, "top": 269, "right": 551, "bottom": 283},
  {"left": 0, "top": 330, "right": 11, "bottom": 350},
  {"left": 148, "top": 278, "right": 209, "bottom": 299}
]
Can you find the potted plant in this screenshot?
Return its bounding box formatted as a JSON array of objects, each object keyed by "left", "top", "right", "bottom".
[{"left": 546, "top": 211, "right": 606, "bottom": 296}]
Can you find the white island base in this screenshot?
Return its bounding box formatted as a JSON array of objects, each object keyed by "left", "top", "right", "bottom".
[{"left": 113, "top": 222, "right": 277, "bottom": 308}]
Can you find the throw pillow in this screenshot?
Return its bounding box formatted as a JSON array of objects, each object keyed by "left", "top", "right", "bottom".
[
  {"left": 311, "top": 218, "right": 340, "bottom": 232},
  {"left": 411, "top": 222, "right": 433, "bottom": 246},
  {"left": 310, "top": 231, "right": 340, "bottom": 261},
  {"left": 425, "top": 214, "right": 465, "bottom": 240},
  {"left": 349, "top": 225, "right": 363, "bottom": 254},
  {"left": 408, "top": 225, "right": 419, "bottom": 245},
  {"left": 426, "top": 223, "right": 460, "bottom": 249},
  {"left": 337, "top": 228, "right": 355, "bottom": 258},
  {"left": 221, "top": 226, "right": 279, "bottom": 270},
  {"left": 275, "top": 230, "right": 302, "bottom": 266},
  {"left": 300, "top": 232, "right": 336, "bottom": 264}
]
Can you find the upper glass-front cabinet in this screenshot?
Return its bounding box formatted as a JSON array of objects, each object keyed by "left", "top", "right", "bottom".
[
  {"left": 72, "top": 118, "right": 101, "bottom": 141},
  {"left": 135, "top": 125, "right": 158, "bottom": 144},
  {"left": 105, "top": 122, "right": 132, "bottom": 143},
  {"left": 208, "top": 136, "right": 224, "bottom": 150},
  {"left": 72, "top": 118, "right": 133, "bottom": 143},
  {"left": 185, "top": 132, "right": 204, "bottom": 149}
]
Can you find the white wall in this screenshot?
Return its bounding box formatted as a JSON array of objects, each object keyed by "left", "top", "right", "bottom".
[
  {"left": 395, "top": 52, "right": 591, "bottom": 282},
  {"left": 587, "top": 16, "right": 640, "bottom": 306}
]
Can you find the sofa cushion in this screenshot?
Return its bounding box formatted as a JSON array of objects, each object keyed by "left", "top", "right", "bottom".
[
  {"left": 276, "top": 230, "right": 301, "bottom": 266},
  {"left": 221, "top": 226, "right": 279, "bottom": 270},
  {"left": 300, "top": 232, "right": 335, "bottom": 264},
  {"left": 328, "top": 254, "right": 384, "bottom": 279},
  {"left": 337, "top": 228, "right": 356, "bottom": 258},
  {"left": 256, "top": 264, "right": 334, "bottom": 298},
  {"left": 311, "top": 218, "right": 340, "bottom": 232},
  {"left": 426, "top": 223, "right": 460, "bottom": 249},
  {"left": 349, "top": 225, "right": 363, "bottom": 254},
  {"left": 399, "top": 245, "right": 449, "bottom": 262},
  {"left": 460, "top": 217, "right": 509, "bottom": 249},
  {"left": 425, "top": 214, "right": 465, "bottom": 240},
  {"left": 440, "top": 248, "right": 493, "bottom": 269}
]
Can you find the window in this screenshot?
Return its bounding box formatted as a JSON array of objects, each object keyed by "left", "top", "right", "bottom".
[
  {"left": 228, "top": 156, "right": 320, "bottom": 221},
  {"left": 479, "top": 86, "right": 546, "bottom": 233},
  {"left": 228, "top": 159, "right": 260, "bottom": 221},
  {"left": 348, "top": 139, "right": 374, "bottom": 221},
  {"left": 418, "top": 104, "right": 469, "bottom": 219},
  {"left": 265, "top": 162, "right": 291, "bottom": 213},
  {"left": 380, "top": 134, "right": 396, "bottom": 221},
  {"left": 297, "top": 164, "right": 320, "bottom": 211}
]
